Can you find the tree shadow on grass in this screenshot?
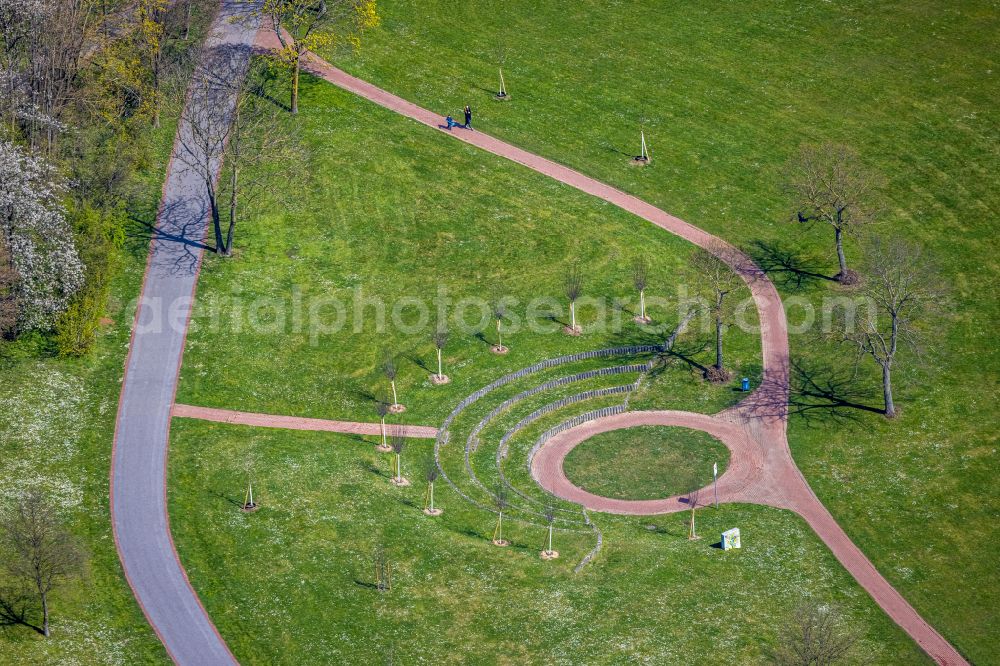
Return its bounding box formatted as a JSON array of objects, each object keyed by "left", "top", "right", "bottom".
[
  {"left": 208, "top": 489, "right": 244, "bottom": 509},
  {"left": 600, "top": 141, "right": 636, "bottom": 158},
  {"left": 747, "top": 240, "right": 837, "bottom": 292},
  {"left": 472, "top": 330, "right": 493, "bottom": 348},
  {"left": 360, "top": 459, "right": 389, "bottom": 479},
  {"left": 0, "top": 588, "right": 43, "bottom": 635},
  {"left": 404, "top": 352, "right": 431, "bottom": 374},
  {"left": 740, "top": 356, "right": 884, "bottom": 425}
]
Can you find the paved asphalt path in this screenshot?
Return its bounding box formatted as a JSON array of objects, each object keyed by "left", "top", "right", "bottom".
[
  {"left": 110, "top": 2, "right": 260, "bottom": 664},
  {"left": 259, "top": 34, "right": 968, "bottom": 665}
]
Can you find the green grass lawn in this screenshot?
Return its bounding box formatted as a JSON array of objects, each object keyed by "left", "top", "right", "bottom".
[
  {"left": 177, "top": 74, "right": 760, "bottom": 428},
  {"left": 168, "top": 418, "right": 927, "bottom": 664},
  {"left": 318, "top": 1, "right": 1000, "bottom": 660},
  {"left": 0, "top": 142, "right": 171, "bottom": 666},
  {"left": 0, "top": 3, "right": 221, "bottom": 661},
  {"left": 562, "top": 425, "right": 728, "bottom": 501}
]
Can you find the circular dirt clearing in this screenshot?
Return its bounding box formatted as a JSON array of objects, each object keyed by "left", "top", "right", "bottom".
[{"left": 562, "top": 425, "right": 728, "bottom": 500}]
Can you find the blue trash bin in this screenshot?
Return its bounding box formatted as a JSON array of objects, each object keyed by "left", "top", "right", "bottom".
[{"left": 741, "top": 377, "right": 750, "bottom": 392}]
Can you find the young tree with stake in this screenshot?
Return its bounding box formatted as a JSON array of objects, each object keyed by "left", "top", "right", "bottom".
[
  {"left": 632, "top": 257, "right": 651, "bottom": 323},
  {"left": 423, "top": 462, "right": 442, "bottom": 516},
  {"left": 784, "top": 142, "right": 879, "bottom": 284},
  {"left": 374, "top": 545, "right": 391, "bottom": 592},
  {"left": 541, "top": 506, "right": 558, "bottom": 560},
  {"left": 488, "top": 11, "right": 510, "bottom": 99},
  {"left": 492, "top": 487, "right": 510, "bottom": 546},
  {"left": 381, "top": 348, "right": 404, "bottom": 412},
  {"left": 491, "top": 297, "right": 508, "bottom": 353},
  {"left": 687, "top": 486, "right": 701, "bottom": 540},
  {"left": 374, "top": 400, "right": 392, "bottom": 452},
  {"left": 431, "top": 323, "right": 450, "bottom": 384},
  {"left": 564, "top": 265, "right": 583, "bottom": 334},
  {"left": 389, "top": 432, "right": 408, "bottom": 486},
  {"left": 0, "top": 489, "right": 83, "bottom": 637},
  {"left": 241, "top": 450, "right": 259, "bottom": 512}
]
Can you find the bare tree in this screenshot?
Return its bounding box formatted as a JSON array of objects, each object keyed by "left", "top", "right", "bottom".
[
  {"left": 0, "top": 236, "right": 17, "bottom": 337},
  {"left": 381, "top": 347, "right": 403, "bottom": 411},
  {"left": 838, "top": 237, "right": 943, "bottom": 418},
  {"left": 137, "top": 0, "right": 167, "bottom": 128},
  {"left": 253, "top": 0, "right": 380, "bottom": 114},
  {"left": 431, "top": 323, "right": 449, "bottom": 383},
  {"left": 771, "top": 602, "right": 858, "bottom": 665},
  {"left": 176, "top": 75, "right": 232, "bottom": 254},
  {"left": 784, "top": 142, "right": 879, "bottom": 284},
  {"left": 541, "top": 506, "right": 557, "bottom": 559},
  {"left": 564, "top": 264, "right": 583, "bottom": 334},
  {"left": 491, "top": 296, "right": 508, "bottom": 353},
  {"left": 0, "top": 489, "right": 84, "bottom": 637},
  {"left": 373, "top": 544, "right": 391, "bottom": 592},
  {"left": 374, "top": 399, "right": 391, "bottom": 451},
  {"left": 389, "top": 432, "right": 407, "bottom": 485},
  {"left": 691, "top": 248, "right": 741, "bottom": 382},
  {"left": 632, "top": 256, "right": 650, "bottom": 323},
  {"left": 240, "top": 448, "right": 259, "bottom": 511},
  {"left": 686, "top": 485, "right": 701, "bottom": 541},
  {"left": 0, "top": 0, "right": 90, "bottom": 154},
  {"left": 219, "top": 59, "right": 303, "bottom": 256},
  {"left": 423, "top": 461, "right": 441, "bottom": 516},
  {"left": 491, "top": 486, "right": 509, "bottom": 546}
]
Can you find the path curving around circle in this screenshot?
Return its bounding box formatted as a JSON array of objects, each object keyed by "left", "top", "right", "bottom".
[
  {"left": 531, "top": 410, "right": 763, "bottom": 515},
  {"left": 259, "top": 36, "right": 969, "bottom": 664}
]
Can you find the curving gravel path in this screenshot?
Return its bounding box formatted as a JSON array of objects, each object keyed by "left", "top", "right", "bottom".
[
  {"left": 258, "top": 35, "right": 969, "bottom": 665},
  {"left": 110, "top": 2, "right": 259, "bottom": 664}
]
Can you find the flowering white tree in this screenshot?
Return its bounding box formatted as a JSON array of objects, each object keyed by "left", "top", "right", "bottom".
[{"left": 0, "top": 140, "right": 84, "bottom": 332}]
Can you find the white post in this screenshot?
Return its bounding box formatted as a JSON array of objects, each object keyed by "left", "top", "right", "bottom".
[
  {"left": 497, "top": 318, "right": 503, "bottom": 349},
  {"left": 437, "top": 348, "right": 443, "bottom": 378},
  {"left": 640, "top": 130, "right": 648, "bottom": 159},
  {"left": 429, "top": 482, "right": 434, "bottom": 511},
  {"left": 548, "top": 523, "right": 553, "bottom": 553},
  {"left": 640, "top": 289, "right": 646, "bottom": 319},
  {"left": 499, "top": 67, "right": 506, "bottom": 95},
  {"left": 713, "top": 462, "right": 718, "bottom": 508},
  {"left": 570, "top": 301, "right": 576, "bottom": 330},
  {"left": 391, "top": 380, "right": 398, "bottom": 405}
]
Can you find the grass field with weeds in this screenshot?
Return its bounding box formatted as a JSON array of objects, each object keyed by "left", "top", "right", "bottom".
[
  {"left": 320, "top": 1, "right": 999, "bottom": 659},
  {"left": 177, "top": 76, "right": 761, "bottom": 427},
  {"left": 168, "top": 418, "right": 927, "bottom": 664},
  {"left": 562, "top": 425, "right": 728, "bottom": 501}
]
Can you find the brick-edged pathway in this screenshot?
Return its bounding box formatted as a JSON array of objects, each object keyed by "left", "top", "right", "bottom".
[
  {"left": 254, "top": 32, "right": 969, "bottom": 664},
  {"left": 172, "top": 404, "right": 438, "bottom": 438}
]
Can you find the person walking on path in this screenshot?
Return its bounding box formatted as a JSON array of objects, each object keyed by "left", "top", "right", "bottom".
[{"left": 464, "top": 105, "right": 473, "bottom": 130}]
